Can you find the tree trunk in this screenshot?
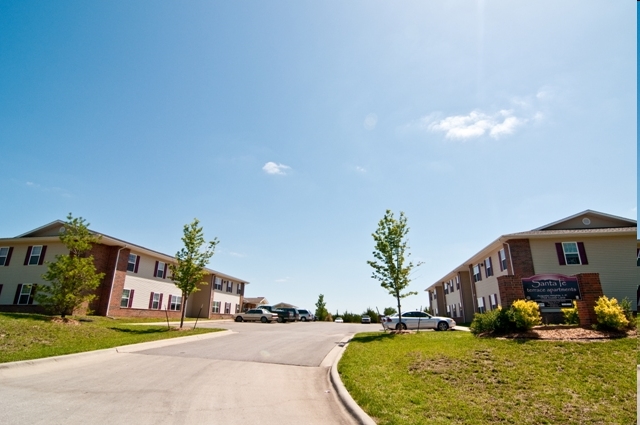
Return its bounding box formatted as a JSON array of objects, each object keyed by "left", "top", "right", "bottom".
[
  {"left": 180, "top": 292, "right": 187, "bottom": 328},
  {"left": 396, "top": 294, "right": 402, "bottom": 331}
]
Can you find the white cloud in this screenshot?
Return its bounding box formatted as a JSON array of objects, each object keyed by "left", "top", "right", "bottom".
[
  {"left": 262, "top": 162, "right": 291, "bottom": 175},
  {"left": 363, "top": 113, "right": 378, "bottom": 130},
  {"left": 229, "top": 251, "right": 246, "bottom": 258},
  {"left": 356, "top": 166, "right": 366, "bottom": 173},
  {"left": 24, "top": 181, "right": 72, "bottom": 198},
  {"left": 275, "top": 277, "right": 290, "bottom": 283},
  {"left": 425, "top": 110, "right": 526, "bottom": 140}
]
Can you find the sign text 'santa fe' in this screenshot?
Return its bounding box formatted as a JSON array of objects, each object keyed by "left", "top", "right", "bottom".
[{"left": 521, "top": 274, "right": 581, "bottom": 308}]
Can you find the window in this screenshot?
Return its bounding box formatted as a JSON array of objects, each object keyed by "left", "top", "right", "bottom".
[
  {"left": 0, "top": 247, "right": 13, "bottom": 266},
  {"left": 15, "top": 284, "right": 35, "bottom": 305},
  {"left": 485, "top": 257, "right": 493, "bottom": 277},
  {"left": 444, "top": 284, "right": 449, "bottom": 295},
  {"left": 149, "top": 292, "right": 161, "bottom": 310},
  {"left": 235, "top": 304, "right": 240, "bottom": 313},
  {"left": 637, "top": 249, "right": 640, "bottom": 267},
  {"left": 226, "top": 281, "right": 233, "bottom": 293},
  {"left": 25, "top": 245, "right": 46, "bottom": 266},
  {"left": 214, "top": 277, "right": 222, "bottom": 291},
  {"left": 237, "top": 283, "right": 243, "bottom": 295},
  {"left": 169, "top": 295, "right": 181, "bottom": 311},
  {"left": 154, "top": 261, "right": 166, "bottom": 278},
  {"left": 477, "top": 297, "right": 486, "bottom": 313},
  {"left": 473, "top": 265, "right": 482, "bottom": 282},
  {"left": 450, "top": 279, "right": 455, "bottom": 292},
  {"left": 120, "top": 289, "right": 134, "bottom": 308},
  {"left": 446, "top": 305, "right": 451, "bottom": 316},
  {"left": 127, "top": 254, "right": 139, "bottom": 272},
  {"left": 212, "top": 301, "right": 221, "bottom": 313},
  {"left": 490, "top": 294, "right": 498, "bottom": 309},
  {"left": 452, "top": 304, "right": 457, "bottom": 317},
  {"left": 499, "top": 249, "right": 507, "bottom": 271},
  {"left": 455, "top": 275, "right": 460, "bottom": 290},
  {"left": 224, "top": 302, "right": 231, "bottom": 314}
]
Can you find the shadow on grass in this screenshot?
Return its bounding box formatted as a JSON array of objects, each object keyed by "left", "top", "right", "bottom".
[
  {"left": 107, "top": 327, "right": 169, "bottom": 335},
  {"left": 0, "top": 312, "right": 53, "bottom": 322},
  {"left": 350, "top": 333, "right": 397, "bottom": 344}
]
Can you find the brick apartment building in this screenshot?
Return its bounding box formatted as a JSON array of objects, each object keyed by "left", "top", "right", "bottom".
[{"left": 0, "top": 220, "right": 248, "bottom": 319}]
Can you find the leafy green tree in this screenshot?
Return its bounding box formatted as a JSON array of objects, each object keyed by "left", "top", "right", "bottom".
[
  {"left": 169, "top": 219, "right": 219, "bottom": 328},
  {"left": 363, "top": 307, "right": 379, "bottom": 323},
  {"left": 315, "top": 294, "right": 328, "bottom": 321},
  {"left": 37, "top": 214, "right": 105, "bottom": 318},
  {"left": 383, "top": 307, "right": 397, "bottom": 316},
  {"left": 367, "top": 210, "right": 421, "bottom": 330}
]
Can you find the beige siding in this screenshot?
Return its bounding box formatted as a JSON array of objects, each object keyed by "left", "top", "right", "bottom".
[
  {"left": 473, "top": 249, "right": 506, "bottom": 310},
  {"left": 530, "top": 235, "right": 639, "bottom": 309},
  {"left": 0, "top": 242, "right": 69, "bottom": 305},
  {"left": 128, "top": 252, "right": 172, "bottom": 281},
  {"left": 123, "top": 275, "right": 182, "bottom": 310}
]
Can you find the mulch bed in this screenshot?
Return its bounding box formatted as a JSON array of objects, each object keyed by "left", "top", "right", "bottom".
[
  {"left": 495, "top": 325, "right": 636, "bottom": 342},
  {"left": 48, "top": 317, "right": 81, "bottom": 326}
]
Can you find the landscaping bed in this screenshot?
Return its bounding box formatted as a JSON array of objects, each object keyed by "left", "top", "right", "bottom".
[
  {"left": 339, "top": 330, "right": 636, "bottom": 425},
  {"left": 0, "top": 313, "right": 223, "bottom": 363}
]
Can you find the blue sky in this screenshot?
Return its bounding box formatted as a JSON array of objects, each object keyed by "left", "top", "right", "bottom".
[{"left": 0, "top": 1, "right": 636, "bottom": 314}]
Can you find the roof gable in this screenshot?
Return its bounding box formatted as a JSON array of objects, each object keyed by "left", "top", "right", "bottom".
[
  {"left": 15, "top": 220, "right": 67, "bottom": 238},
  {"left": 534, "top": 210, "right": 636, "bottom": 231}
]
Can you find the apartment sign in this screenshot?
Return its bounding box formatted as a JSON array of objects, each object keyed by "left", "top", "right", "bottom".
[{"left": 521, "top": 274, "right": 581, "bottom": 308}]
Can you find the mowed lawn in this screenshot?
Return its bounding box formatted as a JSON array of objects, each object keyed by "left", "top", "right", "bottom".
[
  {"left": 0, "top": 313, "right": 222, "bottom": 363},
  {"left": 339, "top": 331, "right": 636, "bottom": 425}
]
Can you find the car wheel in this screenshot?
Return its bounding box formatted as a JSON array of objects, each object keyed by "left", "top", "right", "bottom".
[
  {"left": 301, "top": 317, "right": 307, "bottom": 322},
  {"left": 395, "top": 323, "right": 407, "bottom": 331},
  {"left": 437, "top": 321, "right": 449, "bottom": 331},
  {"left": 277, "top": 317, "right": 283, "bottom": 323},
  {"left": 235, "top": 316, "right": 243, "bottom": 322},
  {"left": 261, "top": 317, "right": 268, "bottom": 323}
]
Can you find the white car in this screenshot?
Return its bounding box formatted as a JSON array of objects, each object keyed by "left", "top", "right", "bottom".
[
  {"left": 334, "top": 317, "right": 344, "bottom": 323},
  {"left": 382, "top": 311, "right": 455, "bottom": 331}
]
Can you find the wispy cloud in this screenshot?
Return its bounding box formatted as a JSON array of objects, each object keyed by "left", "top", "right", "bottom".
[
  {"left": 355, "top": 166, "right": 366, "bottom": 173},
  {"left": 25, "top": 181, "right": 72, "bottom": 198},
  {"left": 363, "top": 113, "right": 378, "bottom": 130},
  {"left": 229, "top": 251, "right": 246, "bottom": 258},
  {"left": 262, "top": 162, "right": 291, "bottom": 175},
  {"left": 274, "top": 277, "right": 290, "bottom": 283},
  {"left": 425, "top": 109, "right": 524, "bottom": 140}
]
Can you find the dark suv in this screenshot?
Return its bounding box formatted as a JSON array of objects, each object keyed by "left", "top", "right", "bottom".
[
  {"left": 277, "top": 307, "right": 300, "bottom": 322},
  {"left": 257, "top": 305, "right": 293, "bottom": 323}
]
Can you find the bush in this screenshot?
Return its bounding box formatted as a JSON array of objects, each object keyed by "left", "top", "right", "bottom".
[
  {"left": 594, "top": 296, "right": 629, "bottom": 331},
  {"left": 561, "top": 301, "right": 579, "bottom": 325},
  {"left": 470, "top": 307, "right": 514, "bottom": 335},
  {"left": 510, "top": 300, "right": 542, "bottom": 331},
  {"left": 620, "top": 297, "right": 635, "bottom": 329}
]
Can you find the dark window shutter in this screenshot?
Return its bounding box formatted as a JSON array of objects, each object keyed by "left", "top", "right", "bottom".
[
  {"left": 28, "top": 284, "right": 37, "bottom": 304},
  {"left": 149, "top": 292, "right": 155, "bottom": 309},
  {"left": 159, "top": 293, "right": 163, "bottom": 310},
  {"left": 134, "top": 256, "right": 140, "bottom": 273},
  {"left": 555, "top": 243, "right": 566, "bottom": 266},
  {"left": 0, "top": 284, "right": 2, "bottom": 297},
  {"left": 577, "top": 242, "right": 588, "bottom": 265},
  {"left": 488, "top": 257, "right": 493, "bottom": 276},
  {"left": 167, "top": 295, "right": 172, "bottom": 310},
  {"left": 5, "top": 247, "right": 13, "bottom": 266},
  {"left": 163, "top": 263, "right": 168, "bottom": 279},
  {"left": 13, "top": 284, "right": 22, "bottom": 304},
  {"left": 128, "top": 289, "right": 135, "bottom": 308},
  {"left": 24, "top": 246, "right": 33, "bottom": 265},
  {"left": 38, "top": 246, "right": 47, "bottom": 265},
  {"left": 154, "top": 261, "right": 159, "bottom": 277}
]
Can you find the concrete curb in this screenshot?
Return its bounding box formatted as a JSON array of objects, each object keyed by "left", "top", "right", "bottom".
[
  {"left": 0, "top": 329, "right": 234, "bottom": 370},
  {"left": 328, "top": 337, "right": 377, "bottom": 425}
]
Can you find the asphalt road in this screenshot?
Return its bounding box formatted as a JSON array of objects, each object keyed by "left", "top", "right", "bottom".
[{"left": 0, "top": 320, "right": 381, "bottom": 425}]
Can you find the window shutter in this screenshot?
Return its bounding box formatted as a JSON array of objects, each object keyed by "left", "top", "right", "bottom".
[
  {"left": 38, "top": 246, "right": 47, "bottom": 265},
  {"left": 555, "top": 243, "right": 566, "bottom": 266},
  {"left": 149, "top": 292, "right": 155, "bottom": 309},
  {"left": 577, "top": 242, "right": 588, "bottom": 265},
  {"left": 5, "top": 247, "right": 13, "bottom": 266},
  {"left": 154, "top": 261, "right": 159, "bottom": 277},
  {"left": 159, "top": 294, "right": 163, "bottom": 310},
  {"left": 13, "top": 284, "right": 22, "bottom": 304},
  {"left": 167, "top": 295, "right": 172, "bottom": 310},
  {"left": 24, "top": 246, "right": 33, "bottom": 265},
  {"left": 498, "top": 251, "right": 503, "bottom": 271},
  {"left": 28, "top": 284, "right": 37, "bottom": 304},
  {"left": 134, "top": 256, "right": 140, "bottom": 273},
  {"left": 163, "top": 263, "right": 168, "bottom": 279},
  {"left": 0, "top": 284, "right": 3, "bottom": 297},
  {"left": 488, "top": 257, "right": 493, "bottom": 275},
  {"left": 128, "top": 289, "right": 135, "bottom": 308}
]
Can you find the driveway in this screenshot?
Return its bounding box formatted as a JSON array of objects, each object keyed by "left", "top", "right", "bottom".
[{"left": 0, "top": 321, "right": 381, "bottom": 425}]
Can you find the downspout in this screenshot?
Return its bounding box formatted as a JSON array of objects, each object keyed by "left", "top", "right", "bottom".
[{"left": 106, "top": 245, "right": 127, "bottom": 317}]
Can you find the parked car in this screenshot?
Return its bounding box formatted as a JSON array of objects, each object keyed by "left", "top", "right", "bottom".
[
  {"left": 361, "top": 314, "right": 371, "bottom": 324},
  {"left": 234, "top": 309, "right": 278, "bottom": 323},
  {"left": 334, "top": 317, "right": 343, "bottom": 323},
  {"left": 382, "top": 311, "right": 456, "bottom": 331},
  {"left": 296, "top": 309, "right": 314, "bottom": 322},
  {"left": 278, "top": 307, "right": 300, "bottom": 322},
  {"left": 256, "top": 305, "right": 294, "bottom": 323}
]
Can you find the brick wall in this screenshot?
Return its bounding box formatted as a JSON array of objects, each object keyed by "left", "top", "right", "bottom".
[
  {"left": 504, "top": 239, "right": 535, "bottom": 276},
  {"left": 496, "top": 275, "right": 525, "bottom": 307},
  {"left": 89, "top": 244, "right": 123, "bottom": 316},
  {"left": 575, "top": 273, "right": 603, "bottom": 327}
]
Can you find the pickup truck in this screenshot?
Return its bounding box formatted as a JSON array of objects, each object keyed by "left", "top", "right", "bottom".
[
  {"left": 234, "top": 309, "right": 278, "bottom": 323},
  {"left": 257, "top": 305, "right": 294, "bottom": 323}
]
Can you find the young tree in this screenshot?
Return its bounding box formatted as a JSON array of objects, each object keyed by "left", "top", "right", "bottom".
[
  {"left": 367, "top": 210, "right": 421, "bottom": 330},
  {"left": 169, "top": 219, "right": 219, "bottom": 328},
  {"left": 315, "top": 294, "right": 328, "bottom": 321},
  {"left": 383, "top": 306, "right": 397, "bottom": 317},
  {"left": 37, "top": 214, "right": 105, "bottom": 318}
]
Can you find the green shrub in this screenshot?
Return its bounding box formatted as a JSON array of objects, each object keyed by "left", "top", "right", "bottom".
[
  {"left": 620, "top": 297, "right": 635, "bottom": 329},
  {"left": 470, "top": 307, "right": 514, "bottom": 335},
  {"left": 561, "top": 301, "right": 579, "bottom": 325},
  {"left": 594, "top": 296, "right": 629, "bottom": 331},
  {"left": 510, "top": 299, "right": 542, "bottom": 331}
]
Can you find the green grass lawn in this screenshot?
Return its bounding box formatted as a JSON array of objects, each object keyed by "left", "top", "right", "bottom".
[
  {"left": 339, "top": 331, "right": 636, "bottom": 425},
  {"left": 0, "top": 313, "right": 223, "bottom": 363}
]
